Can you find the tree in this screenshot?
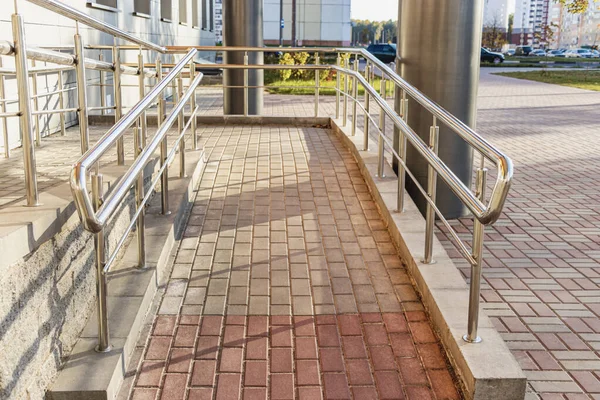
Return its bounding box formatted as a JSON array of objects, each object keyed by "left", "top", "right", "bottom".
[
  {"left": 482, "top": 13, "right": 507, "bottom": 50},
  {"left": 557, "top": 0, "right": 590, "bottom": 13},
  {"left": 507, "top": 13, "right": 514, "bottom": 43},
  {"left": 351, "top": 19, "right": 398, "bottom": 45}
]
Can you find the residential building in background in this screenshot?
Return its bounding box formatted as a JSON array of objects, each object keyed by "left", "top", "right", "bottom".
[
  {"left": 513, "top": 0, "right": 550, "bottom": 47},
  {"left": 483, "top": 0, "right": 510, "bottom": 30},
  {"left": 551, "top": 1, "right": 600, "bottom": 48},
  {"left": 263, "top": 0, "right": 352, "bottom": 45},
  {"left": 215, "top": 0, "right": 223, "bottom": 42}
]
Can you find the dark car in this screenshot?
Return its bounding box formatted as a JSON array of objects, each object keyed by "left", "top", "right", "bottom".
[
  {"left": 515, "top": 45, "right": 533, "bottom": 56},
  {"left": 366, "top": 44, "right": 397, "bottom": 64},
  {"left": 481, "top": 47, "right": 504, "bottom": 64}
]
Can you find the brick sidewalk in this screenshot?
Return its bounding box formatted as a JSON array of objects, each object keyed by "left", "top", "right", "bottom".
[
  {"left": 436, "top": 70, "right": 600, "bottom": 400},
  {"left": 127, "top": 125, "right": 460, "bottom": 400}
]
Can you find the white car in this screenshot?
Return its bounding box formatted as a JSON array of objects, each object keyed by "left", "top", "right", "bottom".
[
  {"left": 565, "top": 49, "right": 593, "bottom": 58},
  {"left": 530, "top": 49, "right": 547, "bottom": 57}
]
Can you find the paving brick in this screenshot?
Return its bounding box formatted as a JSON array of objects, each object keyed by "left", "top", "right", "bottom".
[
  {"left": 270, "top": 374, "right": 294, "bottom": 400},
  {"left": 323, "top": 373, "right": 351, "bottom": 400},
  {"left": 190, "top": 360, "right": 217, "bottom": 387},
  {"left": 215, "top": 374, "right": 241, "bottom": 400},
  {"left": 160, "top": 374, "right": 187, "bottom": 400}
]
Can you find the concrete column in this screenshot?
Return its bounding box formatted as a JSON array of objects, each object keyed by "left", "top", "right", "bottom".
[
  {"left": 223, "top": 0, "right": 264, "bottom": 115},
  {"left": 395, "top": 0, "right": 483, "bottom": 218}
]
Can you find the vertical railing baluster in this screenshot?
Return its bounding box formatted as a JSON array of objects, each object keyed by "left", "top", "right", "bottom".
[
  {"left": 74, "top": 23, "right": 89, "bottom": 154},
  {"left": 377, "top": 78, "right": 386, "bottom": 178},
  {"left": 351, "top": 59, "right": 358, "bottom": 136},
  {"left": 343, "top": 56, "right": 348, "bottom": 127},
  {"left": 464, "top": 167, "right": 487, "bottom": 344},
  {"left": 423, "top": 116, "right": 439, "bottom": 264},
  {"left": 92, "top": 173, "right": 111, "bottom": 352},
  {"left": 31, "top": 59, "right": 41, "bottom": 146},
  {"left": 178, "top": 77, "right": 186, "bottom": 178},
  {"left": 99, "top": 52, "right": 106, "bottom": 116},
  {"left": 157, "top": 58, "right": 170, "bottom": 215},
  {"left": 335, "top": 54, "right": 340, "bottom": 120},
  {"left": 113, "top": 43, "right": 124, "bottom": 165},
  {"left": 138, "top": 49, "right": 147, "bottom": 147},
  {"left": 189, "top": 59, "right": 198, "bottom": 150},
  {"left": 363, "top": 67, "right": 370, "bottom": 151},
  {"left": 243, "top": 51, "right": 249, "bottom": 117},
  {"left": 0, "top": 59, "right": 9, "bottom": 158},
  {"left": 12, "top": 11, "right": 39, "bottom": 206},
  {"left": 134, "top": 124, "right": 146, "bottom": 269},
  {"left": 57, "top": 67, "right": 66, "bottom": 136},
  {"left": 397, "top": 90, "right": 407, "bottom": 212},
  {"left": 314, "top": 53, "right": 319, "bottom": 117}
]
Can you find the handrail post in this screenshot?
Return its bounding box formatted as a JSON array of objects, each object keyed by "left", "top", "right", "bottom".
[
  {"left": 31, "top": 59, "right": 41, "bottom": 146},
  {"left": 351, "top": 59, "right": 358, "bottom": 136},
  {"left": 113, "top": 44, "right": 124, "bottom": 165},
  {"left": 189, "top": 59, "right": 198, "bottom": 150},
  {"left": 0, "top": 61, "right": 9, "bottom": 158},
  {"left": 314, "top": 53, "right": 320, "bottom": 117},
  {"left": 423, "top": 116, "right": 439, "bottom": 264},
  {"left": 92, "top": 173, "right": 111, "bottom": 353},
  {"left": 99, "top": 52, "right": 106, "bottom": 116},
  {"left": 363, "top": 67, "right": 370, "bottom": 151},
  {"left": 377, "top": 78, "right": 385, "bottom": 178},
  {"left": 243, "top": 52, "right": 249, "bottom": 117},
  {"left": 138, "top": 50, "right": 147, "bottom": 147},
  {"left": 157, "top": 58, "right": 170, "bottom": 215},
  {"left": 12, "top": 12, "right": 40, "bottom": 206},
  {"left": 343, "top": 56, "right": 348, "bottom": 126},
  {"left": 464, "top": 167, "right": 487, "bottom": 344},
  {"left": 397, "top": 90, "right": 407, "bottom": 212},
  {"left": 57, "top": 67, "right": 66, "bottom": 136},
  {"left": 335, "top": 54, "right": 340, "bottom": 119},
  {"left": 74, "top": 28, "right": 89, "bottom": 154},
  {"left": 133, "top": 125, "right": 146, "bottom": 269},
  {"left": 178, "top": 77, "right": 186, "bottom": 178}
]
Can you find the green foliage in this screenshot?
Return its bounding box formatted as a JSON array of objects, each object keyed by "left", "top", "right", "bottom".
[
  {"left": 495, "top": 70, "right": 600, "bottom": 91},
  {"left": 351, "top": 19, "right": 397, "bottom": 44},
  {"left": 277, "top": 52, "right": 312, "bottom": 81}
]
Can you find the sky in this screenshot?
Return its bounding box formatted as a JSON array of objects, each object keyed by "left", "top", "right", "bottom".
[{"left": 351, "top": 0, "right": 516, "bottom": 22}]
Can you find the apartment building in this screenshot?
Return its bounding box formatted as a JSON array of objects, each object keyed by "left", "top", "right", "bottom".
[
  {"left": 513, "top": 0, "right": 550, "bottom": 47},
  {"left": 483, "top": 0, "right": 510, "bottom": 30},
  {"left": 551, "top": 0, "right": 600, "bottom": 48}
]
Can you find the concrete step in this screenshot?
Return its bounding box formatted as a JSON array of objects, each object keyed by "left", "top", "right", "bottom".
[{"left": 46, "top": 149, "right": 206, "bottom": 400}]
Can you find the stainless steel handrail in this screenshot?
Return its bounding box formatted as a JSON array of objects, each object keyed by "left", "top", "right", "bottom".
[
  {"left": 25, "top": 0, "right": 167, "bottom": 53},
  {"left": 71, "top": 49, "right": 198, "bottom": 233}
]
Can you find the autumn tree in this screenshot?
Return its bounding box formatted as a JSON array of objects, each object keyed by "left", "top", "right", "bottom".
[{"left": 482, "top": 13, "right": 507, "bottom": 50}]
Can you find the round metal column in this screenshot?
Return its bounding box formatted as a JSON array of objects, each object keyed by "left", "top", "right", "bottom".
[
  {"left": 223, "top": 0, "right": 264, "bottom": 115},
  {"left": 395, "top": 0, "right": 483, "bottom": 218}
]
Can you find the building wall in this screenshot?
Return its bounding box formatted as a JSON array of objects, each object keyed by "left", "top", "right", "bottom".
[
  {"left": 483, "top": 0, "right": 510, "bottom": 30},
  {"left": 514, "top": 0, "right": 550, "bottom": 47},
  {"left": 551, "top": 0, "right": 600, "bottom": 48},
  {"left": 0, "top": 0, "right": 216, "bottom": 153}
]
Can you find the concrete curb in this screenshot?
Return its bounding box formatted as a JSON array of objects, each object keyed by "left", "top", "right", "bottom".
[
  {"left": 329, "top": 118, "right": 527, "bottom": 400},
  {"left": 47, "top": 149, "right": 206, "bottom": 400}
]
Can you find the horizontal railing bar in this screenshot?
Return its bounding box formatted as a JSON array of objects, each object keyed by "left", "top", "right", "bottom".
[
  {"left": 70, "top": 49, "right": 198, "bottom": 233},
  {"left": 89, "top": 106, "right": 117, "bottom": 111},
  {"left": 31, "top": 87, "right": 77, "bottom": 99},
  {"left": 25, "top": 0, "right": 167, "bottom": 53},
  {"left": 32, "top": 107, "right": 78, "bottom": 115},
  {"left": 0, "top": 111, "right": 19, "bottom": 118}
]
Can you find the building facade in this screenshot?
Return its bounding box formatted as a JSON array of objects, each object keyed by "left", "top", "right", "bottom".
[
  {"left": 513, "top": 0, "right": 550, "bottom": 47},
  {"left": 551, "top": 0, "right": 600, "bottom": 48},
  {"left": 483, "top": 0, "right": 510, "bottom": 30}
]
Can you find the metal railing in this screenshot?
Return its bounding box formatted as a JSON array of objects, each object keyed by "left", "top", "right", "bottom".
[{"left": 71, "top": 49, "right": 201, "bottom": 352}]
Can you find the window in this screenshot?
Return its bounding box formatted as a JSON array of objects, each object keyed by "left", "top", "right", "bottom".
[
  {"left": 209, "top": 0, "right": 214, "bottom": 31},
  {"left": 192, "top": 0, "right": 199, "bottom": 27},
  {"left": 134, "top": 0, "right": 151, "bottom": 17},
  {"left": 202, "top": 0, "right": 207, "bottom": 29},
  {"left": 179, "top": 0, "right": 188, "bottom": 25},
  {"left": 87, "top": 0, "right": 118, "bottom": 11},
  {"left": 161, "top": 0, "right": 172, "bottom": 21}
]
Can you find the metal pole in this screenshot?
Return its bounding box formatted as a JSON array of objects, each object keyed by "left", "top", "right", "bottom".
[
  {"left": 343, "top": 57, "right": 348, "bottom": 127},
  {"left": 99, "top": 52, "right": 106, "bottom": 116},
  {"left": 157, "top": 58, "right": 170, "bottom": 215},
  {"left": 423, "top": 116, "right": 439, "bottom": 264},
  {"left": 314, "top": 53, "right": 319, "bottom": 117},
  {"left": 92, "top": 173, "right": 111, "bottom": 353},
  {"left": 464, "top": 168, "right": 487, "bottom": 344},
  {"left": 57, "top": 67, "right": 66, "bottom": 136},
  {"left": 178, "top": 77, "right": 186, "bottom": 178},
  {"left": 113, "top": 44, "right": 124, "bottom": 165},
  {"left": 74, "top": 30, "right": 90, "bottom": 154},
  {"left": 377, "top": 78, "right": 386, "bottom": 178},
  {"left": 12, "top": 13, "right": 40, "bottom": 206},
  {"left": 351, "top": 59, "right": 358, "bottom": 136},
  {"left": 335, "top": 54, "right": 340, "bottom": 119},
  {"left": 31, "top": 59, "right": 41, "bottom": 146},
  {"left": 279, "top": 0, "right": 284, "bottom": 46},
  {"left": 243, "top": 52, "right": 248, "bottom": 117},
  {"left": 0, "top": 60, "right": 9, "bottom": 158},
  {"left": 397, "top": 90, "right": 407, "bottom": 212},
  {"left": 133, "top": 126, "right": 146, "bottom": 269},
  {"left": 138, "top": 50, "right": 147, "bottom": 147},
  {"left": 363, "top": 69, "right": 370, "bottom": 151},
  {"left": 189, "top": 60, "right": 198, "bottom": 150}
]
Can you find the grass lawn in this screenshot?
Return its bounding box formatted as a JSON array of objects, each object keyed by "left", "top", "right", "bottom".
[
  {"left": 494, "top": 70, "right": 600, "bottom": 91},
  {"left": 265, "top": 77, "right": 395, "bottom": 97}
]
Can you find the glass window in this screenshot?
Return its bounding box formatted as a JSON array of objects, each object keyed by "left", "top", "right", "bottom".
[
  {"left": 161, "top": 0, "right": 172, "bottom": 20},
  {"left": 180, "top": 0, "right": 188, "bottom": 24}
]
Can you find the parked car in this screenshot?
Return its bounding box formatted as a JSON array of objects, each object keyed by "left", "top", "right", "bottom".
[
  {"left": 515, "top": 45, "right": 533, "bottom": 56},
  {"left": 565, "top": 48, "right": 593, "bottom": 58},
  {"left": 591, "top": 50, "right": 600, "bottom": 58},
  {"left": 366, "top": 43, "right": 397, "bottom": 64},
  {"left": 547, "top": 49, "right": 566, "bottom": 57},
  {"left": 480, "top": 47, "right": 504, "bottom": 64},
  {"left": 505, "top": 49, "right": 516, "bottom": 56},
  {"left": 530, "top": 49, "right": 547, "bottom": 57}
]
